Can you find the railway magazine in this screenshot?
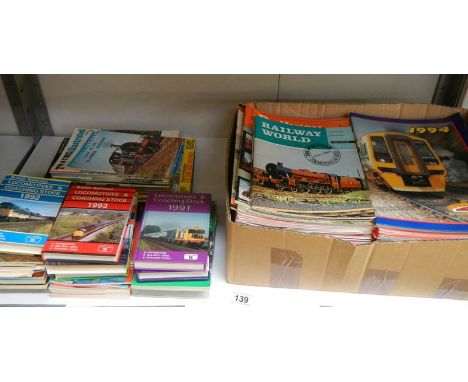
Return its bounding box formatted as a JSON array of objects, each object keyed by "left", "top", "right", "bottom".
[
  {"left": 251, "top": 114, "right": 373, "bottom": 216},
  {"left": 229, "top": 106, "right": 375, "bottom": 244},
  {"left": 350, "top": 112, "right": 468, "bottom": 240}
]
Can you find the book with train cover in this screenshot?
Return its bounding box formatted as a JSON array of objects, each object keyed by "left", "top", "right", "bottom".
[
  {"left": 0, "top": 175, "right": 70, "bottom": 254},
  {"left": 251, "top": 114, "right": 373, "bottom": 217},
  {"left": 350, "top": 112, "right": 468, "bottom": 235},
  {"left": 42, "top": 186, "right": 136, "bottom": 261},
  {"left": 134, "top": 192, "right": 211, "bottom": 271}
]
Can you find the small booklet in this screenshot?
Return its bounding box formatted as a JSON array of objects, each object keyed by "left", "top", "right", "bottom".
[
  {"left": 134, "top": 192, "right": 211, "bottom": 271},
  {"left": 0, "top": 175, "right": 71, "bottom": 255},
  {"left": 42, "top": 186, "right": 136, "bottom": 262}
]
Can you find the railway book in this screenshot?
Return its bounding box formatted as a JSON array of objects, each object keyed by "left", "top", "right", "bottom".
[
  {"left": 134, "top": 192, "right": 211, "bottom": 272},
  {"left": 42, "top": 186, "right": 136, "bottom": 262},
  {"left": 251, "top": 114, "right": 373, "bottom": 216},
  {"left": 350, "top": 112, "right": 468, "bottom": 240},
  {"left": 131, "top": 275, "right": 211, "bottom": 297},
  {"left": 0, "top": 175, "right": 71, "bottom": 255}
]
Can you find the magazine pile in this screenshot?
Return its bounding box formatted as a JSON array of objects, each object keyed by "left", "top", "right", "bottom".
[
  {"left": 43, "top": 185, "right": 137, "bottom": 297},
  {"left": 48, "top": 129, "right": 195, "bottom": 199},
  {"left": 230, "top": 104, "right": 375, "bottom": 245},
  {"left": 350, "top": 112, "right": 468, "bottom": 241},
  {"left": 0, "top": 175, "right": 70, "bottom": 290},
  {"left": 131, "top": 192, "right": 215, "bottom": 297},
  {"left": 230, "top": 104, "right": 468, "bottom": 244}
]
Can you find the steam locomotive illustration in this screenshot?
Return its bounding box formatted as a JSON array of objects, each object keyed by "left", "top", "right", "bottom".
[
  {"left": 108, "top": 135, "right": 162, "bottom": 174},
  {"left": 357, "top": 132, "right": 447, "bottom": 192},
  {"left": 254, "top": 162, "right": 364, "bottom": 194}
]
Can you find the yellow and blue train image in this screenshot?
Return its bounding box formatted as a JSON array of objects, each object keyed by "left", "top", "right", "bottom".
[
  {"left": 147, "top": 227, "right": 207, "bottom": 249},
  {"left": 357, "top": 132, "right": 447, "bottom": 192}
]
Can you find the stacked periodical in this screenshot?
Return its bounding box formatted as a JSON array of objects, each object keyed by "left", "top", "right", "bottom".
[
  {"left": 43, "top": 185, "right": 137, "bottom": 297},
  {"left": 230, "top": 103, "right": 468, "bottom": 244},
  {"left": 350, "top": 112, "right": 468, "bottom": 241},
  {"left": 0, "top": 175, "right": 70, "bottom": 291},
  {"left": 48, "top": 129, "right": 196, "bottom": 200},
  {"left": 230, "top": 104, "right": 375, "bottom": 245},
  {"left": 131, "top": 192, "right": 214, "bottom": 297}
]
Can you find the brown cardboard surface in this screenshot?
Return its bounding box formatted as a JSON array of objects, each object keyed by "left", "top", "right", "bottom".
[{"left": 226, "top": 102, "right": 468, "bottom": 299}]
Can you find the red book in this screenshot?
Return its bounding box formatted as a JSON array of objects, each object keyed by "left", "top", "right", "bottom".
[{"left": 42, "top": 187, "right": 136, "bottom": 263}]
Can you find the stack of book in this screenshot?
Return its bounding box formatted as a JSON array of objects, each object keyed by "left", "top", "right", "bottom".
[
  {"left": 48, "top": 129, "right": 196, "bottom": 199},
  {"left": 230, "top": 104, "right": 375, "bottom": 245},
  {"left": 42, "top": 185, "right": 137, "bottom": 297},
  {"left": 131, "top": 192, "right": 213, "bottom": 297},
  {"left": 350, "top": 112, "right": 468, "bottom": 241},
  {"left": 0, "top": 175, "right": 70, "bottom": 290}
]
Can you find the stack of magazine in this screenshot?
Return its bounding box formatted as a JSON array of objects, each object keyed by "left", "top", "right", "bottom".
[
  {"left": 230, "top": 104, "right": 375, "bottom": 245},
  {"left": 48, "top": 129, "right": 195, "bottom": 200},
  {"left": 43, "top": 185, "right": 137, "bottom": 297},
  {"left": 0, "top": 175, "right": 70, "bottom": 290},
  {"left": 131, "top": 192, "right": 214, "bottom": 298},
  {"left": 350, "top": 112, "right": 468, "bottom": 241},
  {"left": 230, "top": 104, "right": 468, "bottom": 244}
]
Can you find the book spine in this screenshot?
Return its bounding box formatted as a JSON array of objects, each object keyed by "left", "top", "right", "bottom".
[{"left": 178, "top": 138, "right": 195, "bottom": 192}]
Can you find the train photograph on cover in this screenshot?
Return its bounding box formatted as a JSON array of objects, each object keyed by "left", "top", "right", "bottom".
[
  {"left": 254, "top": 162, "right": 365, "bottom": 194},
  {"left": 357, "top": 132, "right": 447, "bottom": 193}
]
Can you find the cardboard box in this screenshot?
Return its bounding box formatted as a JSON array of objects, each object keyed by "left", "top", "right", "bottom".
[{"left": 226, "top": 102, "right": 468, "bottom": 299}]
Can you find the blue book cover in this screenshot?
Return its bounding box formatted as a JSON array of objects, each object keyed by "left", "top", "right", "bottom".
[{"left": 0, "top": 176, "right": 70, "bottom": 247}]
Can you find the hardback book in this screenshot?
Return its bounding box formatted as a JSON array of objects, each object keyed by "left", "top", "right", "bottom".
[
  {"left": 251, "top": 114, "right": 373, "bottom": 217},
  {"left": 135, "top": 269, "right": 210, "bottom": 282},
  {"left": 350, "top": 112, "right": 468, "bottom": 237},
  {"left": 131, "top": 275, "right": 211, "bottom": 295},
  {"left": 42, "top": 186, "right": 136, "bottom": 262},
  {"left": 0, "top": 175, "right": 71, "bottom": 255},
  {"left": 134, "top": 192, "right": 211, "bottom": 271}
]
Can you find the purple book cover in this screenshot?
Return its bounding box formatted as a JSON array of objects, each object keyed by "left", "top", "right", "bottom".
[{"left": 134, "top": 192, "right": 211, "bottom": 269}]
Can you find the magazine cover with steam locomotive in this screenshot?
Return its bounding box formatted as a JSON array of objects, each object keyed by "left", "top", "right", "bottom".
[
  {"left": 350, "top": 112, "right": 468, "bottom": 231},
  {"left": 251, "top": 115, "right": 373, "bottom": 216},
  {"left": 50, "top": 129, "right": 182, "bottom": 180}
]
